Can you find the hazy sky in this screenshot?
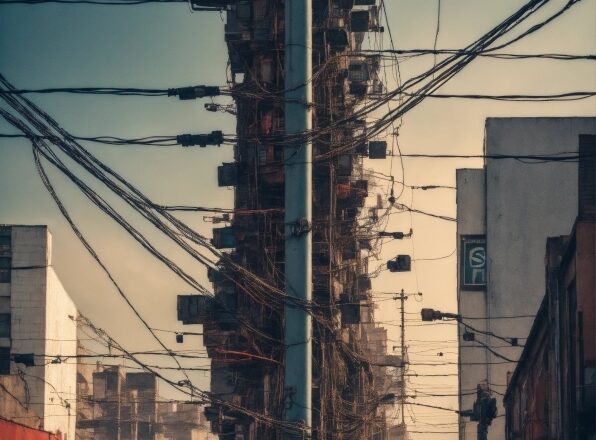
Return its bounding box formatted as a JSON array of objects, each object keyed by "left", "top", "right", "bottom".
[{"left": 1, "top": 1, "right": 595, "bottom": 438}]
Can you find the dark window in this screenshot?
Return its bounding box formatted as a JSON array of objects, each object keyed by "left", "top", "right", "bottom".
[
  {"left": 0, "top": 236, "right": 10, "bottom": 247},
  {"left": 273, "top": 146, "right": 284, "bottom": 161},
  {"left": 0, "top": 232, "right": 10, "bottom": 258},
  {"left": 0, "top": 314, "right": 10, "bottom": 338},
  {"left": 0, "top": 347, "right": 9, "bottom": 375},
  {"left": 0, "top": 257, "right": 10, "bottom": 283}
]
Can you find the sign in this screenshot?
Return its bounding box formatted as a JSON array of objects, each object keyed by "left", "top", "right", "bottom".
[{"left": 460, "top": 235, "right": 486, "bottom": 289}]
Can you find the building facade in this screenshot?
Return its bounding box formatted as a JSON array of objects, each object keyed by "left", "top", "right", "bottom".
[
  {"left": 455, "top": 118, "right": 596, "bottom": 439},
  {"left": 0, "top": 225, "right": 78, "bottom": 440},
  {"left": 503, "top": 134, "right": 595, "bottom": 440},
  {"left": 76, "top": 364, "right": 215, "bottom": 440},
  {"left": 77, "top": 366, "right": 158, "bottom": 439}
]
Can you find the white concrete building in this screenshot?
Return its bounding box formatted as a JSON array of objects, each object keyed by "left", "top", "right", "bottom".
[
  {"left": 456, "top": 117, "right": 596, "bottom": 439},
  {"left": 0, "top": 225, "right": 78, "bottom": 440}
]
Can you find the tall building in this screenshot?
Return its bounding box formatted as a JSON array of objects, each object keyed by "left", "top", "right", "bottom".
[
  {"left": 455, "top": 117, "right": 596, "bottom": 439},
  {"left": 503, "top": 135, "right": 596, "bottom": 440},
  {"left": 177, "top": 0, "right": 402, "bottom": 438},
  {"left": 77, "top": 366, "right": 158, "bottom": 439},
  {"left": 0, "top": 225, "right": 78, "bottom": 440},
  {"left": 76, "top": 363, "right": 215, "bottom": 440}
]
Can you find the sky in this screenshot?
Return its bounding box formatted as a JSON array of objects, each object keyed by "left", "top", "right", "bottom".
[{"left": 0, "top": 0, "right": 595, "bottom": 438}]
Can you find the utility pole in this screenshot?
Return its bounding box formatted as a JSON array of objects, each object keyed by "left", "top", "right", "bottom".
[
  {"left": 391, "top": 290, "right": 422, "bottom": 428},
  {"left": 398, "top": 289, "right": 406, "bottom": 426},
  {"left": 283, "top": 0, "right": 312, "bottom": 438}
]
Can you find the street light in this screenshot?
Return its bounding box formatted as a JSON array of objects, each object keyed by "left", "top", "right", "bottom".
[
  {"left": 420, "top": 308, "right": 519, "bottom": 346},
  {"left": 378, "top": 228, "right": 413, "bottom": 240},
  {"left": 420, "top": 308, "right": 461, "bottom": 322}
]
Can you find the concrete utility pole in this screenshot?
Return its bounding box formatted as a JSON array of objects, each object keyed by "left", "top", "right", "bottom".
[{"left": 283, "top": 0, "right": 312, "bottom": 437}]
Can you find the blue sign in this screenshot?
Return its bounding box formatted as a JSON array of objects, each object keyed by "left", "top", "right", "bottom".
[{"left": 461, "top": 236, "right": 486, "bottom": 289}]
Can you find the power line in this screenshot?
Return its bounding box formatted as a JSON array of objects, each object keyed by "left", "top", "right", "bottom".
[
  {"left": 0, "top": 0, "right": 221, "bottom": 10},
  {"left": 362, "top": 48, "right": 596, "bottom": 61},
  {"left": 401, "top": 91, "right": 596, "bottom": 102},
  {"left": 0, "top": 131, "right": 227, "bottom": 147},
  {"left": 0, "top": 85, "right": 224, "bottom": 99}
]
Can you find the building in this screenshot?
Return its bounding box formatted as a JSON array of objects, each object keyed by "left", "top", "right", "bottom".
[
  {"left": 176, "top": 0, "right": 402, "bottom": 438},
  {"left": 455, "top": 118, "right": 596, "bottom": 439},
  {"left": 76, "top": 366, "right": 158, "bottom": 439},
  {"left": 0, "top": 225, "right": 78, "bottom": 440},
  {"left": 0, "top": 416, "right": 62, "bottom": 440},
  {"left": 157, "top": 402, "right": 217, "bottom": 440},
  {"left": 503, "top": 134, "right": 595, "bottom": 440},
  {"left": 76, "top": 364, "right": 215, "bottom": 440}
]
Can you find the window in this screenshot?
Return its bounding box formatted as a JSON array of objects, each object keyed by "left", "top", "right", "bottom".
[
  {"left": 0, "top": 227, "right": 10, "bottom": 257},
  {"left": 0, "top": 314, "right": 10, "bottom": 338},
  {"left": 0, "top": 347, "right": 9, "bottom": 375},
  {"left": 0, "top": 235, "right": 10, "bottom": 256},
  {"left": 273, "top": 145, "right": 284, "bottom": 161},
  {"left": 0, "top": 257, "right": 10, "bottom": 283}
]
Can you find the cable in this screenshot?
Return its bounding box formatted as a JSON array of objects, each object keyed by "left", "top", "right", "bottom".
[
  {"left": 432, "top": 0, "right": 441, "bottom": 75},
  {"left": 0, "top": 85, "right": 224, "bottom": 99},
  {"left": 362, "top": 48, "right": 596, "bottom": 61},
  {"left": 396, "top": 151, "right": 589, "bottom": 162},
  {"left": 400, "top": 91, "right": 596, "bottom": 102},
  {"left": 391, "top": 203, "right": 456, "bottom": 222},
  {"left": 414, "top": 249, "right": 455, "bottom": 261},
  {"left": 0, "top": 0, "right": 222, "bottom": 9},
  {"left": 0, "top": 131, "right": 226, "bottom": 147}
]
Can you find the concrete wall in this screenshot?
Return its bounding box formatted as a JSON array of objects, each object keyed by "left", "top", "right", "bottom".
[
  {"left": 456, "top": 168, "right": 487, "bottom": 440},
  {"left": 43, "top": 267, "right": 77, "bottom": 439},
  {"left": 9, "top": 226, "right": 50, "bottom": 428},
  {"left": 456, "top": 117, "right": 596, "bottom": 440},
  {"left": 1, "top": 225, "right": 77, "bottom": 440}
]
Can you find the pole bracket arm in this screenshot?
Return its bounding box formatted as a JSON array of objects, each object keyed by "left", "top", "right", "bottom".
[
  {"left": 289, "top": 218, "right": 312, "bottom": 237},
  {"left": 284, "top": 386, "right": 297, "bottom": 409}
]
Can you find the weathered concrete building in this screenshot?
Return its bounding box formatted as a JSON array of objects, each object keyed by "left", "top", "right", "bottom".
[
  {"left": 455, "top": 117, "right": 596, "bottom": 439},
  {"left": 503, "top": 134, "right": 596, "bottom": 440},
  {"left": 0, "top": 225, "right": 78, "bottom": 440},
  {"left": 77, "top": 366, "right": 158, "bottom": 439},
  {"left": 157, "top": 402, "right": 217, "bottom": 440},
  {"left": 76, "top": 363, "right": 215, "bottom": 440}
]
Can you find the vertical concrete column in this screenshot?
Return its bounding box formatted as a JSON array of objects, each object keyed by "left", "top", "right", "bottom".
[{"left": 283, "top": 0, "right": 313, "bottom": 437}]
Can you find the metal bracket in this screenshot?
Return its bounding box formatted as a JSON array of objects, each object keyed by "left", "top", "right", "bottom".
[
  {"left": 284, "top": 386, "right": 297, "bottom": 409},
  {"left": 290, "top": 218, "right": 311, "bottom": 237}
]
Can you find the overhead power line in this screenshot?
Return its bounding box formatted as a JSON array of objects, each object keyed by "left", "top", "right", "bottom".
[
  {"left": 0, "top": 85, "right": 223, "bottom": 99},
  {"left": 0, "top": 131, "right": 227, "bottom": 147},
  {"left": 401, "top": 91, "right": 596, "bottom": 102},
  {"left": 363, "top": 48, "right": 596, "bottom": 61},
  {"left": 0, "top": 133, "right": 589, "bottom": 163},
  {"left": 0, "top": 0, "right": 221, "bottom": 10},
  {"left": 398, "top": 152, "right": 590, "bottom": 163}
]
